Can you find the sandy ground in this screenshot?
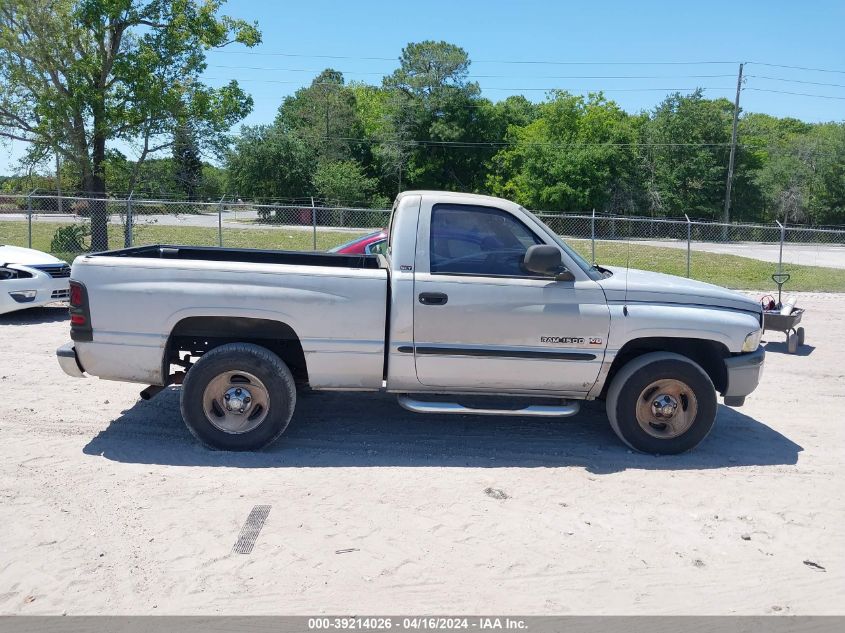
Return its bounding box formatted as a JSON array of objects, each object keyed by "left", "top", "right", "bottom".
[{"left": 0, "top": 294, "right": 843, "bottom": 615}]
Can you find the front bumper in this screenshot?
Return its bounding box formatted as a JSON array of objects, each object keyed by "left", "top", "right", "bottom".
[
  {"left": 57, "top": 342, "right": 86, "bottom": 378},
  {"left": 722, "top": 346, "right": 765, "bottom": 405},
  {"left": 0, "top": 274, "right": 69, "bottom": 315}
]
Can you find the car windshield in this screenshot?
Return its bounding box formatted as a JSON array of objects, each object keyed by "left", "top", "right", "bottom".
[{"left": 520, "top": 207, "right": 604, "bottom": 281}]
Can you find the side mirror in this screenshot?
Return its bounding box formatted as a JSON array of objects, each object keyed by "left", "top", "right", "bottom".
[{"left": 523, "top": 244, "right": 573, "bottom": 280}]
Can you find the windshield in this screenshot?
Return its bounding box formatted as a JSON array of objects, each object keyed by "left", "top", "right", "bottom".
[{"left": 520, "top": 207, "right": 603, "bottom": 281}]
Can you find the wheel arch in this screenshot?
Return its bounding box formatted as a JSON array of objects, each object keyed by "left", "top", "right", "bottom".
[
  {"left": 601, "top": 336, "right": 729, "bottom": 398},
  {"left": 165, "top": 315, "right": 308, "bottom": 385}
]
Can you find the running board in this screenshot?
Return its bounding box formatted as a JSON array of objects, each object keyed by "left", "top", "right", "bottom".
[{"left": 397, "top": 395, "right": 580, "bottom": 418}]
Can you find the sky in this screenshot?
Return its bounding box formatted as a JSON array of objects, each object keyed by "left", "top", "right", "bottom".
[{"left": 2, "top": 0, "right": 844, "bottom": 174}]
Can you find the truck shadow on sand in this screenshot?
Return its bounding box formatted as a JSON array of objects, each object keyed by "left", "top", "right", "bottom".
[{"left": 82, "top": 389, "right": 802, "bottom": 474}]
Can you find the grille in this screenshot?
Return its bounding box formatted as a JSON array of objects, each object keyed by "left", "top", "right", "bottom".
[
  {"left": 51, "top": 289, "right": 70, "bottom": 299},
  {"left": 33, "top": 264, "right": 71, "bottom": 278}
]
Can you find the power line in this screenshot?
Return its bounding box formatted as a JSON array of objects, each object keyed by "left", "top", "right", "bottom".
[
  {"left": 317, "top": 137, "right": 839, "bottom": 158},
  {"left": 212, "top": 50, "right": 740, "bottom": 66},
  {"left": 746, "top": 87, "right": 845, "bottom": 100},
  {"left": 748, "top": 61, "right": 845, "bottom": 75},
  {"left": 207, "top": 64, "right": 738, "bottom": 81},
  {"left": 201, "top": 76, "right": 734, "bottom": 93},
  {"left": 747, "top": 74, "right": 845, "bottom": 89},
  {"left": 324, "top": 136, "right": 736, "bottom": 148}
]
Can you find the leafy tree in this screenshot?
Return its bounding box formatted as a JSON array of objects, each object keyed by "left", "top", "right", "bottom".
[
  {"left": 313, "top": 160, "right": 378, "bottom": 207},
  {"left": 382, "top": 41, "right": 486, "bottom": 191},
  {"left": 639, "top": 90, "right": 734, "bottom": 218},
  {"left": 751, "top": 122, "right": 845, "bottom": 224},
  {"left": 0, "top": 0, "right": 260, "bottom": 248},
  {"left": 173, "top": 126, "right": 203, "bottom": 200},
  {"left": 351, "top": 84, "right": 411, "bottom": 196},
  {"left": 226, "top": 125, "right": 314, "bottom": 200},
  {"left": 488, "top": 91, "right": 642, "bottom": 212},
  {"left": 198, "top": 164, "right": 226, "bottom": 200},
  {"left": 276, "top": 69, "right": 363, "bottom": 164}
]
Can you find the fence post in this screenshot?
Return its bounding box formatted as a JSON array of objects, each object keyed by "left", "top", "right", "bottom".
[
  {"left": 124, "top": 191, "right": 134, "bottom": 248},
  {"left": 311, "top": 196, "right": 317, "bottom": 251},
  {"left": 684, "top": 214, "right": 691, "bottom": 278},
  {"left": 218, "top": 194, "right": 226, "bottom": 247},
  {"left": 26, "top": 189, "right": 36, "bottom": 248},
  {"left": 591, "top": 208, "right": 596, "bottom": 265},
  {"left": 776, "top": 220, "right": 785, "bottom": 274}
]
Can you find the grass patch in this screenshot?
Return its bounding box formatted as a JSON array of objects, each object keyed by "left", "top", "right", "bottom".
[
  {"left": 2, "top": 220, "right": 844, "bottom": 292},
  {"left": 569, "top": 239, "right": 845, "bottom": 292}
]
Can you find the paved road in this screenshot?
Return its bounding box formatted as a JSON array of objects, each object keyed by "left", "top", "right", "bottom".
[{"left": 636, "top": 239, "right": 845, "bottom": 270}]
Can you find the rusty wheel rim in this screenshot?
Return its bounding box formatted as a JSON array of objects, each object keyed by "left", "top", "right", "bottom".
[{"left": 635, "top": 378, "right": 698, "bottom": 439}]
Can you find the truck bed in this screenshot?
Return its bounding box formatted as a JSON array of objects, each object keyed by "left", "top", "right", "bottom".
[{"left": 89, "top": 244, "right": 383, "bottom": 269}]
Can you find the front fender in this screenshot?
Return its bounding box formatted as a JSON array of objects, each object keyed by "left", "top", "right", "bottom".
[{"left": 606, "top": 303, "right": 760, "bottom": 354}]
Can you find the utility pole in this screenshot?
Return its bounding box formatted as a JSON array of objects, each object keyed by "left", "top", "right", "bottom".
[{"left": 723, "top": 62, "right": 744, "bottom": 225}]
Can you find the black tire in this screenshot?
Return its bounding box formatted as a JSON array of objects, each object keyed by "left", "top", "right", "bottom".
[
  {"left": 180, "top": 342, "right": 296, "bottom": 451},
  {"left": 796, "top": 326, "right": 805, "bottom": 346},
  {"left": 605, "top": 352, "right": 717, "bottom": 454}
]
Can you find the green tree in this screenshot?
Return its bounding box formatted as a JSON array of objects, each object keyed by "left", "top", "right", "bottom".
[
  {"left": 488, "top": 91, "right": 642, "bottom": 212},
  {"left": 639, "top": 90, "right": 734, "bottom": 218},
  {"left": 382, "top": 41, "right": 486, "bottom": 191},
  {"left": 276, "top": 69, "right": 363, "bottom": 164},
  {"left": 0, "top": 0, "right": 260, "bottom": 249},
  {"left": 226, "top": 125, "right": 314, "bottom": 200},
  {"left": 173, "top": 126, "right": 203, "bottom": 200},
  {"left": 313, "top": 160, "right": 378, "bottom": 207}
]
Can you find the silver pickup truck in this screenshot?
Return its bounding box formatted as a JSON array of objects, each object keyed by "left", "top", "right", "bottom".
[{"left": 57, "top": 191, "right": 765, "bottom": 454}]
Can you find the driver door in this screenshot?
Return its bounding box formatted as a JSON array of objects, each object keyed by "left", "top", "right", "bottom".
[{"left": 412, "top": 201, "right": 609, "bottom": 394}]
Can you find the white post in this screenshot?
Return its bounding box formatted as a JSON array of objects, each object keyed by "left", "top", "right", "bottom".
[
  {"left": 685, "top": 214, "right": 691, "bottom": 278},
  {"left": 591, "top": 208, "right": 596, "bottom": 265}
]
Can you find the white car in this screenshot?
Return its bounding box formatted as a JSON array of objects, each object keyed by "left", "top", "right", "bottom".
[{"left": 0, "top": 245, "right": 71, "bottom": 315}]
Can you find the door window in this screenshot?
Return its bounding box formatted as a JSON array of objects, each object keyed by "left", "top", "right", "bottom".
[{"left": 430, "top": 204, "right": 543, "bottom": 276}]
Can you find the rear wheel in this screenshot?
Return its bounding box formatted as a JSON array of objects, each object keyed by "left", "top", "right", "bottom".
[
  {"left": 796, "top": 326, "right": 805, "bottom": 347},
  {"left": 606, "top": 352, "right": 717, "bottom": 454},
  {"left": 180, "top": 342, "right": 296, "bottom": 450}
]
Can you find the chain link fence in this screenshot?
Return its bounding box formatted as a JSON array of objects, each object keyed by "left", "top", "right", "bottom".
[{"left": 2, "top": 193, "right": 844, "bottom": 291}]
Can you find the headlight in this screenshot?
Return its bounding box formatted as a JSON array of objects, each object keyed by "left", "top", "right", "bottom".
[
  {"left": 742, "top": 329, "right": 762, "bottom": 352},
  {"left": 0, "top": 266, "right": 33, "bottom": 280}
]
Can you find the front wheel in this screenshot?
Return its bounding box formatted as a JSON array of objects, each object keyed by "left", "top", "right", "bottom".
[
  {"left": 180, "top": 342, "right": 296, "bottom": 450},
  {"left": 605, "top": 352, "right": 717, "bottom": 454}
]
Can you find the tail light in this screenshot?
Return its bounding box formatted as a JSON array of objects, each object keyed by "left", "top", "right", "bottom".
[
  {"left": 69, "top": 280, "right": 93, "bottom": 342},
  {"left": 69, "top": 282, "right": 83, "bottom": 307}
]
